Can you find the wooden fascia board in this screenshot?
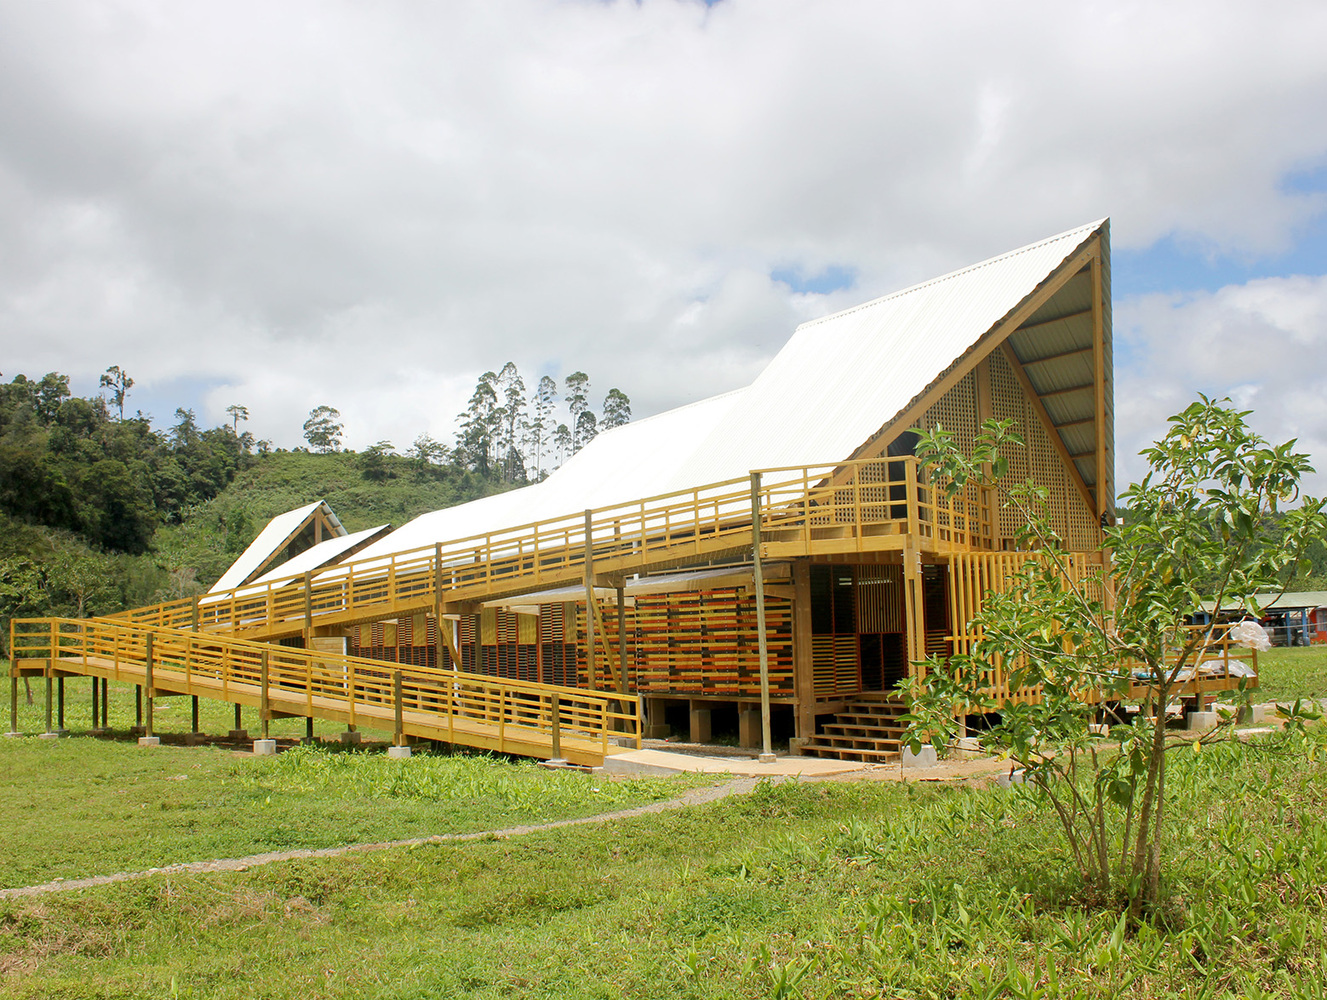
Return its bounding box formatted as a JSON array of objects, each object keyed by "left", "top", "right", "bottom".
[
  {"left": 849, "top": 234, "right": 1103, "bottom": 464},
  {"left": 1092, "top": 254, "right": 1109, "bottom": 519},
  {"left": 999, "top": 340, "right": 1100, "bottom": 518}
]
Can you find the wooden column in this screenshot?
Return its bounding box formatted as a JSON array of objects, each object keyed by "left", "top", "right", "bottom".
[
  {"left": 791, "top": 561, "right": 815, "bottom": 739},
  {"left": 260, "top": 649, "right": 270, "bottom": 739},
  {"left": 91, "top": 675, "right": 100, "bottom": 731},
  {"left": 583, "top": 510, "right": 596, "bottom": 690},
  {"left": 143, "top": 633, "right": 155, "bottom": 738},
  {"left": 56, "top": 676, "right": 65, "bottom": 732},
  {"left": 750, "top": 473, "right": 774, "bottom": 761},
  {"left": 616, "top": 586, "right": 628, "bottom": 696},
  {"left": 393, "top": 671, "right": 404, "bottom": 746},
  {"left": 100, "top": 678, "right": 107, "bottom": 729}
]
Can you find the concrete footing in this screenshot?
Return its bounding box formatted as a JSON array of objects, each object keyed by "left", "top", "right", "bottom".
[
  {"left": 138, "top": 736, "right": 160, "bottom": 747},
  {"left": 89, "top": 727, "right": 111, "bottom": 737},
  {"left": 227, "top": 729, "right": 249, "bottom": 741},
  {"left": 387, "top": 745, "right": 412, "bottom": 759},
  {"left": 1088, "top": 723, "right": 1109, "bottom": 735},
  {"left": 902, "top": 745, "right": 938, "bottom": 769},
  {"left": 757, "top": 752, "right": 777, "bottom": 764},
  {"left": 997, "top": 768, "right": 1027, "bottom": 788},
  {"left": 339, "top": 731, "right": 362, "bottom": 745},
  {"left": 3, "top": 731, "right": 22, "bottom": 738},
  {"left": 300, "top": 736, "right": 320, "bottom": 746},
  {"left": 38, "top": 731, "right": 62, "bottom": 740},
  {"left": 184, "top": 732, "right": 207, "bottom": 746},
  {"left": 253, "top": 739, "right": 277, "bottom": 755},
  {"left": 1188, "top": 710, "right": 1219, "bottom": 731}
]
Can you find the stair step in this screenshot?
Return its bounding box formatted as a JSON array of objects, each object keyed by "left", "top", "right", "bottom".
[
  {"left": 800, "top": 743, "right": 901, "bottom": 762},
  {"left": 823, "top": 723, "right": 907, "bottom": 738}
]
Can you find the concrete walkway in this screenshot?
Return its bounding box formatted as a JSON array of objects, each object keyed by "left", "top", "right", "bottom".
[{"left": 602, "top": 747, "right": 879, "bottom": 776}]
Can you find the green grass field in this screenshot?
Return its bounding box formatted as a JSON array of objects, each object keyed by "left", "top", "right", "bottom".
[
  {"left": 1252, "top": 644, "right": 1327, "bottom": 704},
  {"left": 2, "top": 727, "right": 1325, "bottom": 999}
]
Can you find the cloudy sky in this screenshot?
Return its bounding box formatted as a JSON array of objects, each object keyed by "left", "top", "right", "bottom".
[{"left": 2, "top": 0, "right": 1326, "bottom": 494}]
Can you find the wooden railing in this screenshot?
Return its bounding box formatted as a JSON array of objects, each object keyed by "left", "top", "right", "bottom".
[
  {"left": 9, "top": 618, "right": 638, "bottom": 763},
  {"left": 111, "top": 457, "right": 995, "bottom": 639},
  {"left": 943, "top": 551, "right": 1255, "bottom": 705}
]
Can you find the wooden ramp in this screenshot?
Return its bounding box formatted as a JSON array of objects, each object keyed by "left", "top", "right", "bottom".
[{"left": 9, "top": 618, "right": 638, "bottom": 767}]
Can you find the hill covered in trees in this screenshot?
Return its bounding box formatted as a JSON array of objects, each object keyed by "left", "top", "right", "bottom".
[{"left": 0, "top": 364, "right": 630, "bottom": 651}]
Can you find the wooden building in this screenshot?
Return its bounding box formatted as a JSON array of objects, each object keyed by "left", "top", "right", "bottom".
[{"left": 186, "top": 219, "right": 1118, "bottom": 760}]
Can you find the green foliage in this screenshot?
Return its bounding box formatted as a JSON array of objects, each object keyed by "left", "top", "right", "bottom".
[
  {"left": 301, "top": 405, "right": 343, "bottom": 453},
  {"left": 1, "top": 730, "right": 1324, "bottom": 997},
  {"left": 904, "top": 397, "right": 1327, "bottom": 917}
]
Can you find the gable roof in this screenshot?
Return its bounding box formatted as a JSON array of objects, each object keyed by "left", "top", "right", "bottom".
[
  {"left": 320, "top": 219, "right": 1111, "bottom": 571},
  {"left": 208, "top": 500, "right": 347, "bottom": 593}
]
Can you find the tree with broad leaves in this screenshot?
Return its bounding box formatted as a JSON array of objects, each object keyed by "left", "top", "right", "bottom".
[
  {"left": 303, "top": 405, "right": 344, "bottom": 453},
  {"left": 902, "top": 397, "right": 1327, "bottom": 919},
  {"left": 99, "top": 366, "right": 133, "bottom": 421}
]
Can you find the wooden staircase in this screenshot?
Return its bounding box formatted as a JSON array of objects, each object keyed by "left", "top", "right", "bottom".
[{"left": 797, "top": 694, "right": 908, "bottom": 762}]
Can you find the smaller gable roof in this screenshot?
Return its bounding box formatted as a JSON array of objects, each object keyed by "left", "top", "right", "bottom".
[{"left": 208, "top": 500, "right": 346, "bottom": 593}]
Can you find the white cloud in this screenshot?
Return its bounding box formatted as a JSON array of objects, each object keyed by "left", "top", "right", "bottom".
[
  {"left": 1116, "top": 275, "right": 1327, "bottom": 496},
  {"left": 0, "top": 0, "right": 1324, "bottom": 458}
]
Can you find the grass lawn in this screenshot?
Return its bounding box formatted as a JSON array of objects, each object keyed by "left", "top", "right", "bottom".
[
  {"left": 1253, "top": 644, "right": 1327, "bottom": 703},
  {"left": 0, "top": 675, "right": 717, "bottom": 892},
  {"left": 2, "top": 724, "right": 1326, "bottom": 998}
]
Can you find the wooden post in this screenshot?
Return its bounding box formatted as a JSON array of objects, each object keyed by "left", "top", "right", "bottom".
[
  {"left": 44, "top": 672, "right": 53, "bottom": 736},
  {"left": 260, "top": 649, "right": 270, "bottom": 740},
  {"left": 550, "top": 692, "right": 562, "bottom": 762},
  {"left": 191, "top": 695, "right": 200, "bottom": 734},
  {"left": 234, "top": 703, "right": 242, "bottom": 731},
  {"left": 303, "top": 572, "right": 314, "bottom": 648},
  {"left": 306, "top": 716, "right": 314, "bottom": 741},
  {"left": 57, "top": 677, "right": 64, "bottom": 732},
  {"left": 100, "top": 678, "right": 108, "bottom": 729},
  {"left": 393, "top": 671, "right": 404, "bottom": 747},
  {"left": 750, "top": 473, "right": 774, "bottom": 762},
  {"left": 91, "top": 675, "right": 100, "bottom": 730},
  {"left": 9, "top": 674, "right": 17, "bottom": 735},
  {"left": 616, "top": 586, "right": 628, "bottom": 696},
  {"left": 191, "top": 597, "right": 200, "bottom": 632},
  {"left": 135, "top": 685, "right": 143, "bottom": 730},
  {"left": 144, "top": 633, "right": 155, "bottom": 739},
  {"left": 584, "top": 510, "right": 596, "bottom": 690},
  {"left": 791, "top": 562, "right": 815, "bottom": 739}
]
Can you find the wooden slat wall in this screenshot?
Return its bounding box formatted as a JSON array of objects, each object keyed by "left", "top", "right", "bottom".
[
  {"left": 627, "top": 587, "right": 794, "bottom": 698},
  {"left": 811, "top": 634, "right": 859, "bottom": 698},
  {"left": 947, "top": 550, "right": 1106, "bottom": 704}
]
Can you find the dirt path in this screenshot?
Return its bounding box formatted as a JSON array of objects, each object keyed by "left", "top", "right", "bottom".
[{"left": 0, "top": 758, "right": 1010, "bottom": 901}]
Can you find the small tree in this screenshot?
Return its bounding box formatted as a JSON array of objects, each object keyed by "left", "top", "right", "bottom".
[
  {"left": 903, "top": 397, "right": 1326, "bottom": 917},
  {"left": 303, "top": 405, "right": 343, "bottom": 453}
]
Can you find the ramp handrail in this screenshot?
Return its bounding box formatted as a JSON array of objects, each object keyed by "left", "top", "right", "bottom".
[{"left": 10, "top": 617, "right": 639, "bottom": 759}]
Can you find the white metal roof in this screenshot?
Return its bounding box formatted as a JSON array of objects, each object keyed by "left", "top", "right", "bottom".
[
  {"left": 301, "top": 220, "right": 1106, "bottom": 574},
  {"left": 248, "top": 524, "right": 391, "bottom": 587},
  {"left": 208, "top": 500, "right": 346, "bottom": 593},
  {"left": 671, "top": 220, "right": 1105, "bottom": 486},
  {"left": 342, "top": 390, "right": 745, "bottom": 567}
]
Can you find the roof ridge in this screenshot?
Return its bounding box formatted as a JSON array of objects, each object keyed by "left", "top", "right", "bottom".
[{"left": 796, "top": 219, "right": 1105, "bottom": 332}]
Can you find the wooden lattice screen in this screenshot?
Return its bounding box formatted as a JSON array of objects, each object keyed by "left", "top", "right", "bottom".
[{"left": 986, "top": 350, "right": 1099, "bottom": 551}]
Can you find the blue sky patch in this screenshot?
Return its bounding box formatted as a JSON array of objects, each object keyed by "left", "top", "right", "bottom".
[{"left": 771, "top": 263, "right": 857, "bottom": 295}]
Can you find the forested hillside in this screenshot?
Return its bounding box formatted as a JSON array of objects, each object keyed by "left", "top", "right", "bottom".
[{"left": 0, "top": 364, "right": 630, "bottom": 651}]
